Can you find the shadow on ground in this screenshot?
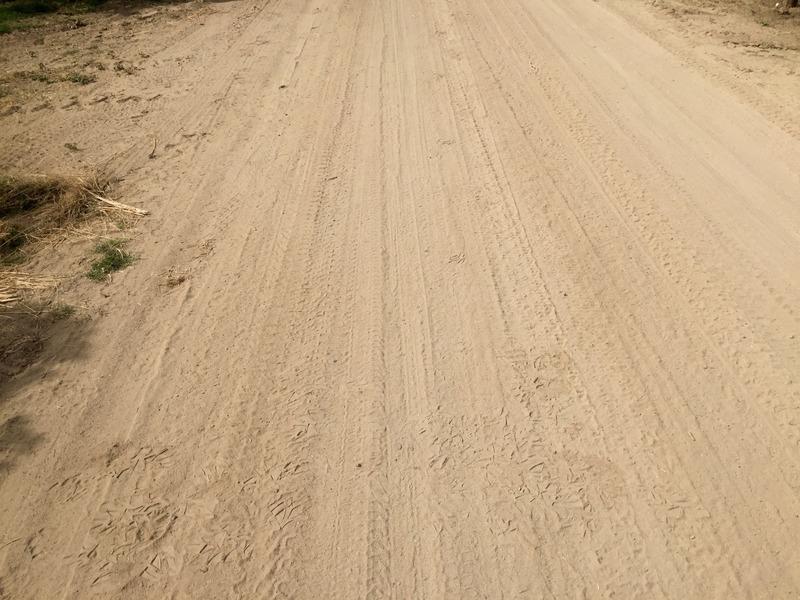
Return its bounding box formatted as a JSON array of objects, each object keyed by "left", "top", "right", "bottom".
[{"left": 0, "top": 308, "right": 93, "bottom": 482}]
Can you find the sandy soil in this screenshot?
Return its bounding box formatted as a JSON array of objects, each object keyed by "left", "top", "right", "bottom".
[{"left": 1, "top": 0, "right": 800, "bottom": 597}]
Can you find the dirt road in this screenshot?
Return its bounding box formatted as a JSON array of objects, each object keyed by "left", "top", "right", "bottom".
[{"left": 2, "top": 0, "right": 800, "bottom": 597}]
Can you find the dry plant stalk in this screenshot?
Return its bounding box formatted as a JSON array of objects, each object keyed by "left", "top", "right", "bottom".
[
  {"left": 86, "top": 191, "right": 149, "bottom": 216},
  {"left": 0, "top": 272, "right": 60, "bottom": 305}
]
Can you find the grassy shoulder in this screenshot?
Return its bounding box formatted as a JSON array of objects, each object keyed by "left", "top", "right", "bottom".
[{"left": 0, "top": 0, "right": 101, "bottom": 34}]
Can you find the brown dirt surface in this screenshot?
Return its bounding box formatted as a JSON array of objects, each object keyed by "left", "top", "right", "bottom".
[{"left": 1, "top": 0, "right": 799, "bottom": 597}]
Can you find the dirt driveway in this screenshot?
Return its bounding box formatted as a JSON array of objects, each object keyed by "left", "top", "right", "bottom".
[{"left": 1, "top": 0, "right": 800, "bottom": 597}]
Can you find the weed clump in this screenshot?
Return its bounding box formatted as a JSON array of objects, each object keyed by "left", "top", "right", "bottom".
[
  {"left": 86, "top": 239, "right": 134, "bottom": 281},
  {"left": 12, "top": 68, "right": 96, "bottom": 85},
  {"left": 65, "top": 71, "right": 95, "bottom": 85},
  {"left": 49, "top": 302, "right": 74, "bottom": 319},
  {"left": 17, "top": 68, "right": 55, "bottom": 83}
]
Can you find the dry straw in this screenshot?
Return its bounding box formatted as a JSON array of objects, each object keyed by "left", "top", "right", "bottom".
[
  {"left": 0, "top": 272, "right": 59, "bottom": 305},
  {"left": 0, "top": 174, "right": 147, "bottom": 305}
]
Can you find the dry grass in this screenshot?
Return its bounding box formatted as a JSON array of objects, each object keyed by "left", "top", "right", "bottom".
[
  {"left": 0, "top": 271, "right": 59, "bottom": 304},
  {"left": 0, "top": 175, "right": 102, "bottom": 259},
  {"left": 0, "top": 173, "right": 146, "bottom": 384},
  {"left": 0, "top": 173, "right": 146, "bottom": 261},
  {"left": 1, "top": 173, "right": 147, "bottom": 301}
]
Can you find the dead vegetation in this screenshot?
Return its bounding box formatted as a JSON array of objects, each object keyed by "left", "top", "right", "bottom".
[
  {"left": 0, "top": 174, "right": 146, "bottom": 264},
  {"left": 0, "top": 175, "right": 102, "bottom": 261},
  {"left": 0, "top": 271, "right": 57, "bottom": 304},
  {"left": 0, "top": 173, "right": 146, "bottom": 383}
]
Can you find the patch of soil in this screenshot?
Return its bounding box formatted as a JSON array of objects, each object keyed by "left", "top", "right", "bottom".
[{"left": 0, "top": 307, "right": 47, "bottom": 387}]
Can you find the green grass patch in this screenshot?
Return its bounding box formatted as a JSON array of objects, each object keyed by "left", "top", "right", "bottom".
[
  {"left": 0, "top": 22, "right": 18, "bottom": 34},
  {"left": 7, "top": 0, "right": 59, "bottom": 15},
  {"left": 86, "top": 239, "right": 134, "bottom": 281},
  {"left": 0, "top": 0, "right": 54, "bottom": 34},
  {"left": 0, "top": 0, "right": 105, "bottom": 35}
]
